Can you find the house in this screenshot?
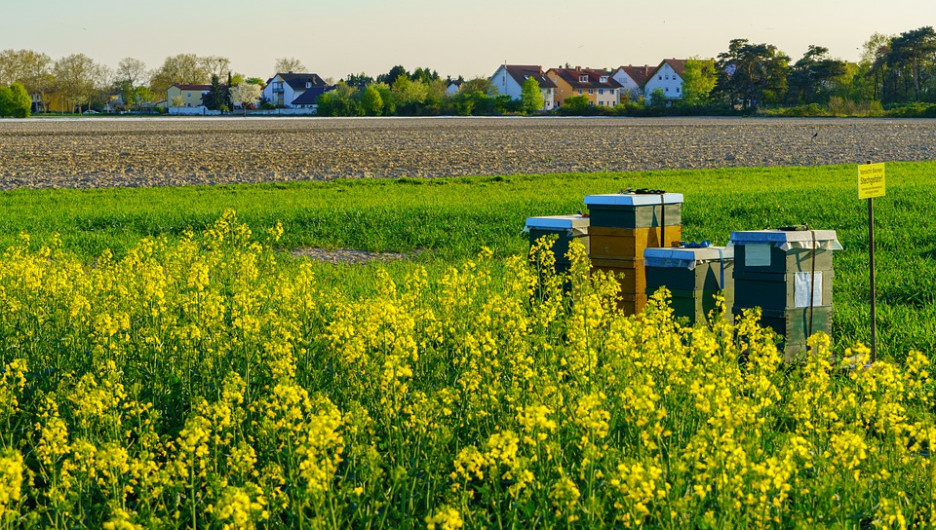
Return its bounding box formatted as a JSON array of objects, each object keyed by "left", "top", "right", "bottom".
[
  {"left": 643, "top": 59, "right": 687, "bottom": 101},
  {"left": 611, "top": 65, "right": 653, "bottom": 102},
  {"left": 167, "top": 84, "right": 211, "bottom": 108},
  {"left": 32, "top": 91, "right": 74, "bottom": 113},
  {"left": 261, "top": 72, "right": 328, "bottom": 108},
  {"left": 546, "top": 67, "right": 622, "bottom": 107},
  {"left": 445, "top": 79, "right": 463, "bottom": 96},
  {"left": 289, "top": 85, "right": 332, "bottom": 110},
  {"left": 490, "top": 65, "right": 557, "bottom": 111}
]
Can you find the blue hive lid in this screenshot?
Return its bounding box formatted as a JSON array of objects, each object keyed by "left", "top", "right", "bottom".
[
  {"left": 524, "top": 214, "right": 590, "bottom": 231},
  {"left": 729, "top": 230, "right": 842, "bottom": 251},
  {"left": 584, "top": 193, "right": 683, "bottom": 206},
  {"left": 644, "top": 246, "right": 733, "bottom": 269}
]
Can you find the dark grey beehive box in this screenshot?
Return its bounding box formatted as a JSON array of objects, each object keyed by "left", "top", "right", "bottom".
[
  {"left": 584, "top": 193, "right": 683, "bottom": 229},
  {"left": 525, "top": 215, "right": 590, "bottom": 268}
]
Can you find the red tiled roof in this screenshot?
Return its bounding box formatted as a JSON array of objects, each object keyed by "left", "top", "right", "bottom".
[
  {"left": 648, "top": 59, "right": 688, "bottom": 80},
  {"left": 615, "top": 65, "right": 654, "bottom": 86},
  {"left": 547, "top": 67, "right": 622, "bottom": 89},
  {"left": 502, "top": 65, "right": 557, "bottom": 89}
]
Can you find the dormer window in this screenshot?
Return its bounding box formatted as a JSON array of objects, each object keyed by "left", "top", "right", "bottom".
[
  {"left": 600, "top": 76, "right": 608, "bottom": 83},
  {"left": 579, "top": 75, "right": 588, "bottom": 83},
  {"left": 306, "top": 82, "right": 312, "bottom": 88}
]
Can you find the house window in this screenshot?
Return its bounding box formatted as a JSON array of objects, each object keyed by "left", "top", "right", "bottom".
[
  {"left": 578, "top": 89, "right": 582, "bottom": 95},
  {"left": 676, "top": 87, "right": 681, "bottom": 93},
  {"left": 588, "top": 89, "right": 594, "bottom": 94},
  {"left": 598, "top": 89, "right": 604, "bottom": 95},
  {"left": 659, "top": 76, "right": 662, "bottom": 80},
  {"left": 600, "top": 76, "right": 608, "bottom": 83},
  {"left": 579, "top": 75, "right": 588, "bottom": 82},
  {"left": 665, "top": 87, "right": 669, "bottom": 92},
  {"left": 306, "top": 82, "right": 312, "bottom": 88}
]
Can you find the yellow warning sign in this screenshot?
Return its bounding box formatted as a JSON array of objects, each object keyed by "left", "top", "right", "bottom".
[{"left": 859, "top": 163, "right": 886, "bottom": 199}]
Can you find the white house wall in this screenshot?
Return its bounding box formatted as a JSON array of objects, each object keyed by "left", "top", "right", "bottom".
[
  {"left": 612, "top": 71, "right": 643, "bottom": 101},
  {"left": 261, "top": 76, "right": 304, "bottom": 108},
  {"left": 491, "top": 67, "right": 523, "bottom": 101},
  {"left": 540, "top": 88, "right": 554, "bottom": 110},
  {"left": 644, "top": 64, "right": 683, "bottom": 100}
]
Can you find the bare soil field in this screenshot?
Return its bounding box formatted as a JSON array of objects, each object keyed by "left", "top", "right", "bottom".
[{"left": 1, "top": 117, "right": 935, "bottom": 189}]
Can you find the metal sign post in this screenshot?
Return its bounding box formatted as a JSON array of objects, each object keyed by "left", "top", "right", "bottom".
[
  {"left": 868, "top": 197, "right": 876, "bottom": 362},
  {"left": 858, "top": 162, "right": 885, "bottom": 362}
]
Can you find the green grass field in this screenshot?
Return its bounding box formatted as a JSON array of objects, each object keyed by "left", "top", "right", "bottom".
[{"left": 1, "top": 161, "right": 934, "bottom": 359}]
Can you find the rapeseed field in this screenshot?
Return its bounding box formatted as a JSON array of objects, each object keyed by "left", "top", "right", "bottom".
[{"left": 0, "top": 212, "right": 932, "bottom": 528}]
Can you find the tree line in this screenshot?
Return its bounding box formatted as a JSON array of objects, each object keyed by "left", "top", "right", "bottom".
[{"left": 1, "top": 26, "right": 934, "bottom": 117}]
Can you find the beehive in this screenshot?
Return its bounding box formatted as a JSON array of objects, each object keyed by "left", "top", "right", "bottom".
[
  {"left": 585, "top": 193, "right": 685, "bottom": 315},
  {"left": 591, "top": 257, "right": 647, "bottom": 295},
  {"left": 525, "top": 214, "right": 589, "bottom": 272},
  {"left": 730, "top": 230, "right": 843, "bottom": 359},
  {"left": 589, "top": 226, "right": 683, "bottom": 260},
  {"left": 584, "top": 193, "right": 683, "bottom": 229},
  {"left": 644, "top": 246, "right": 734, "bottom": 325}
]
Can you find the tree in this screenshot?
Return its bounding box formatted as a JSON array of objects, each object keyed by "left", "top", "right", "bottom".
[
  {"left": 274, "top": 57, "right": 305, "bottom": 73},
  {"left": 715, "top": 39, "right": 790, "bottom": 109},
  {"left": 680, "top": 57, "right": 717, "bottom": 106},
  {"left": 374, "top": 83, "right": 395, "bottom": 115},
  {"left": 133, "top": 86, "right": 157, "bottom": 108},
  {"left": 563, "top": 94, "right": 590, "bottom": 113},
  {"left": 53, "top": 53, "right": 105, "bottom": 113},
  {"left": 649, "top": 88, "right": 667, "bottom": 108},
  {"left": 460, "top": 77, "right": 494, "bottom": 96},
  {"left": 230, "top": 83, "right": 261, "bottom": 115},
  {"left": 0, "top": 49, "right": 53, "bottom": 111},
  {"left": 520, "top": 76, "right": 544, "bottom": 112},
  {"left": 786, "top": 46, "right": 848, "bottom": 105},
  {"left": 203, "top": 74, "right": 226, "bottom": 110},
  {"left": 391, "top": 75, "right": 429, "bottom": 114},
  {"left": 887, "top": 26, "right": 936, "bottom": 102},
  {"left": 859, "top": 33, "right": 893, "bottom": 102},
  {"left": 150, "top": 54, "right": 210, "bottom": 95},
  {"left": 344, "top": 73, "right": 374, "bottom": 86},
  {"left": 245, "top": 77, "right": 265, "bottom": 85},
  {"left": 115, "top": 57, "right": 148, "bottom": 88},
  {"left": 377, "top": 65, "right": 409, "bottom": 85},
  {"left": 202, "top": 56, "right": 231, "bottom": 79},
  {"left": 0, "top": 86, "right": 10, "bottom": 116},
  {"left": 114, "top": 57, "right": 149, "bottom": 110},
  {"left": 423, "top": 78, "right": 448, "bottom": 114},
  {"left": 6, "top": 83, "right": 31, "bottom": 117},
  {"left": 412, "top": 67, "right": 439, "bottom": 84},
  {"left": 360, "top": 85, "right": 383, "bottom": 116},
  {"left": 316, "top": 82, "right": 363, "bottom": 117}
]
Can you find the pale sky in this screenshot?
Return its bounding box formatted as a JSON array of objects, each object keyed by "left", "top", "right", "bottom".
[{"left": 3, "top": 0, "right": 933, "bottom": 80}]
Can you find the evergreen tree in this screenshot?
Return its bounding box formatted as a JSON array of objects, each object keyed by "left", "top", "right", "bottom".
[
  {"left": 203, "top": 74, "right": 224, "bottom": 110},
  {"left": 715, "top": 39, "right": 790, "bottom": 109}
]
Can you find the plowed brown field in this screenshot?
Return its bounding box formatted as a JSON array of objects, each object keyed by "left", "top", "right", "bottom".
[{"left": 1, "top": 117, "right": 935, "bottom": 189}]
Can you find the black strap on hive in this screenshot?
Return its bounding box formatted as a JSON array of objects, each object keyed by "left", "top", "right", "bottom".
[
  {"left": 808, "top": 230, "right": 816, "bottom": 347},
  {"left": 621, "top": 188, "right": 669, "bottom": 247}
]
